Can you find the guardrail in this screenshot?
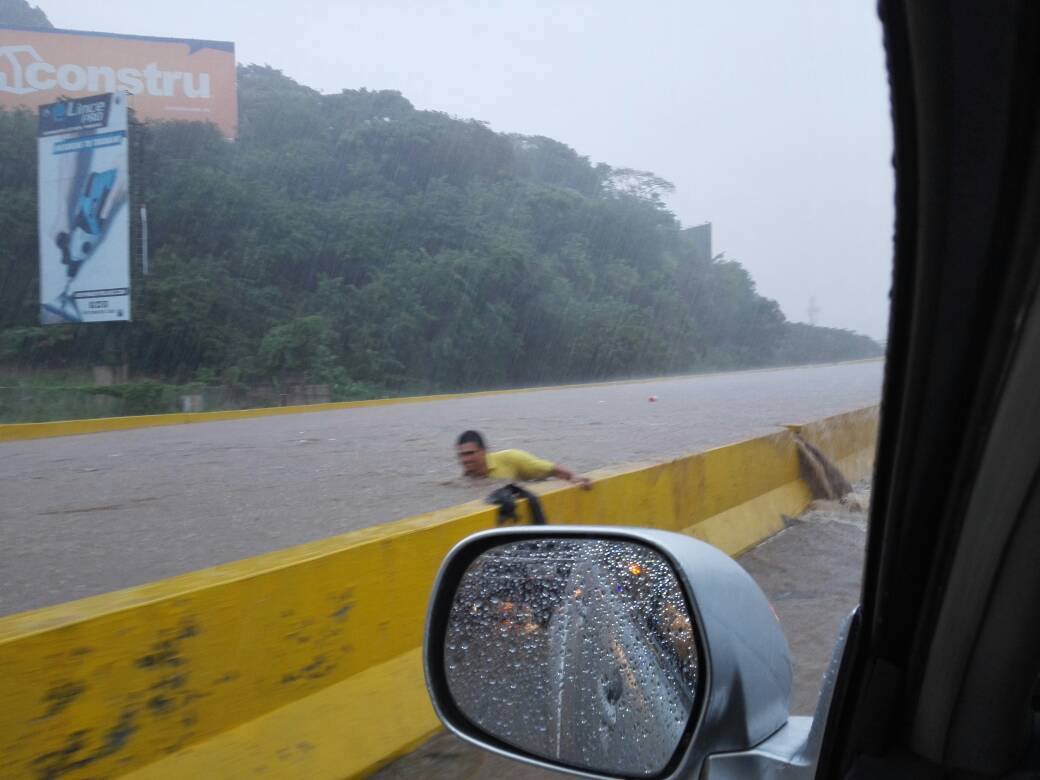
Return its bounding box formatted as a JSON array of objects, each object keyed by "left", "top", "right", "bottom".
[{"left": 0, "top": 406, "right": 878, "bottom": 779}]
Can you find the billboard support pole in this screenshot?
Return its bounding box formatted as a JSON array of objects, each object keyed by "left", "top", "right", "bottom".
[{"left": 140, "top": 205, "right": 149, "bottom": 276}]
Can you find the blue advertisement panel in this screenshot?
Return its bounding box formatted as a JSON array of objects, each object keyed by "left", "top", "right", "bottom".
[{"left": 38, "top": 91, "right": 130, "bottom": 324}]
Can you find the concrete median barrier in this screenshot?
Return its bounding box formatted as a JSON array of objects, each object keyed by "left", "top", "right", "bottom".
[{"left": 0, "top": 405, "right": 878, "bottom": 779}]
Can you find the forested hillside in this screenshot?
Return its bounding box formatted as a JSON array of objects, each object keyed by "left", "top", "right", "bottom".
[{"left": 0, "top": 5, "right": 881, "bottom": 399}]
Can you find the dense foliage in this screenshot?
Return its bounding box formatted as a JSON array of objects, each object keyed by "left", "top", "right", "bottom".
[
  {"left": 0, "top": 0, "right": 50, "bottom": 27},
  {"left": 0, "top": 55, "right": 881, "bottom": 395},
  {"left": 774, "top": 323, "right": 882, "bottom": 366}
]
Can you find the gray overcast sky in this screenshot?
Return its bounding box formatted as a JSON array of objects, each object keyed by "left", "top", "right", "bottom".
[{"left": 38, "top": 0, "right": 894, "bottom": 339}]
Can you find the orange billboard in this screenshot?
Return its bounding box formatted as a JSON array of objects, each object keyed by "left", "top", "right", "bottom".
[{"left": 0, "top": 25, "right": 236, "bottom": 138}]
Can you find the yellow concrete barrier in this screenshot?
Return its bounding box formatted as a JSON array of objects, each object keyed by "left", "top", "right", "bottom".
[
  {"left": 789, "top": 404, "right": 879, "bottom": 482},
  {"left": 0, "top": 393, "right": 521, "bottom": 443},
  {"left": 0, "top": 406, "right": 878, "bottom": 779}
]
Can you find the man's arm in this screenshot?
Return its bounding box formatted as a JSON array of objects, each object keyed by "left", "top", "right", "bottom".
[
  {"left": 550, "top": 464, "right": 592, "bottom": 490},
  {"left": 506, "top": 449, "right": 593, "bottom": 489}
]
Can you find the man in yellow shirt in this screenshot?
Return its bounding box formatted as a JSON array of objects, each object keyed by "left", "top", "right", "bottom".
[{"left": 456, "top": 430, "right": 592, "bottom": 489}]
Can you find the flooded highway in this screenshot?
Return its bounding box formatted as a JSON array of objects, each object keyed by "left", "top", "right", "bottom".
[{"left": 0, "top": 360, "right": 881, "bottom": 614}]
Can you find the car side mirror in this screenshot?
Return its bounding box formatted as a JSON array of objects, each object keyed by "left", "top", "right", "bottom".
[{"left": 424, "top": 527, "right": 796, "bottom": 779}]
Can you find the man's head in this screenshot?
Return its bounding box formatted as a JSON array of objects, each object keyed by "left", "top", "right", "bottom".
[{"left": 456, "top": 430, "right": 488, "bottom": 477}]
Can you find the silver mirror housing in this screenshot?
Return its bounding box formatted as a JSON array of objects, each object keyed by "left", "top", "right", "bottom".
[{"left": 424, "top": 527, "right": 793, "bottom": 779}]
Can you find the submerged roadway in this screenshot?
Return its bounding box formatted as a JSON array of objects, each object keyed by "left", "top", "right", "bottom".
[{"left": 0, "top": 360, "right": 881, "bottom": 615}]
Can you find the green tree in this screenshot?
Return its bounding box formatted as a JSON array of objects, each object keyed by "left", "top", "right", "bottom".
[{"left": 0, "top": 0, "right": 52, "bottom": 27}]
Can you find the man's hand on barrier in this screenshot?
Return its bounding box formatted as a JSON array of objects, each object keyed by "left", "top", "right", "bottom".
[{"left": 552, "top": 464, "right": 592, "bottom": 490}]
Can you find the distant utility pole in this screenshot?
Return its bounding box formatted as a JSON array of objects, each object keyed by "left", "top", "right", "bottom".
[{"left": 808, "top": 296, "right": 821, "bottom": 326}]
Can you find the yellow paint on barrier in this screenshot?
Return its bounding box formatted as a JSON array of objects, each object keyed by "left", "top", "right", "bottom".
[
  {"left": 686, "top": 481, "right": 811, "bottom": 556},
  {"left": 0, "top": 502, "right": 499, "bottom": 779},
  {"left": 787, "top": 405, "right": 880, "bottom": 483},
  {"left": 0, "top": 406, "right": 879, "bottom": 779},
  {"left": 534, "top": 430, "right": 807, "bottom": 544},
  {"left": 0, "top": 394, "right": 495, "bottom": 443},
  {"left": 537, "top": 458, "right": 679, "bottom": 531},
  {"left": 126, "top": 648, "right": 438, "bottom": 780},
  {"left": 0, "top": 381, "right": 663, "bottom": 443}
]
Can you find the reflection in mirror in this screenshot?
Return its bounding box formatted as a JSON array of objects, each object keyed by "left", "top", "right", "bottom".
[{"left": 444, "top": 538, "right": 699, "bottom": 777}]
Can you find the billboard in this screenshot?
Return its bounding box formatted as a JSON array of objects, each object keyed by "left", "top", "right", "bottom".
[
  {"left": 684, "top": 222, "right": 712, "bottom": 264},
  {"left": 0, "top": 25, "right": 236, "bottom": 138},
  {"left": 38, "top": 91, "right": 130, "bottom": 324}
]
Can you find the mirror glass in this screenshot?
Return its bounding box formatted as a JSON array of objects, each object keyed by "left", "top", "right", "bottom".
[{"left": 443, "top": 537, "right": 699, "bottom": 777}]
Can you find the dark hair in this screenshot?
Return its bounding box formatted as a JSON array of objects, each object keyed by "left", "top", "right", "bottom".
[{"left": 457, "top": 430, "right": 486, "bottom": 449}]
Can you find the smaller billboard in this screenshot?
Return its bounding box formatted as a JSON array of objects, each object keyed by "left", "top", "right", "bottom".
[
  {"left": 684, "top": 222, "right": 712, "bottom": 264},
  {"left": 38, "top": 91, "right": 131, "bottom": 325}
]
